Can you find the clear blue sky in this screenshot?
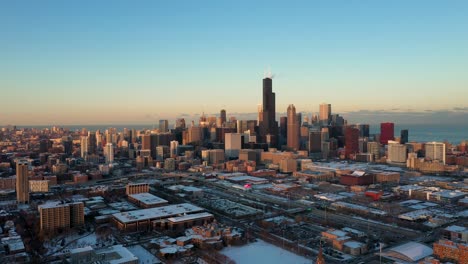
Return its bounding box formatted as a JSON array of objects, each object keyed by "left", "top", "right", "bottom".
[{"left": 1, "top": 1, "right": 467, "bottom": 125}]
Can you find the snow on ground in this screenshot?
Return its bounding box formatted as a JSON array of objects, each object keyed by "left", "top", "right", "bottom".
[
  {"left": 221, "top": 239, "right": 311, "bottom": 264},
  {"left": 127, "top": 245, "right": 161, "bottom": 264}
]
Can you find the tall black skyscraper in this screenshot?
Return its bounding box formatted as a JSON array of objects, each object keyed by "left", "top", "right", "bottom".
[
  {"left": 400, "top": 129, "right": 409, "bottom": 144},
  {"left": 259, "top": 77, "right": 278, "bottom": 147}
]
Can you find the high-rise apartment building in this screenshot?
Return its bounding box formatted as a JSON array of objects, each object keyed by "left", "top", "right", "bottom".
[
  {"left": 287, "top": 104, "right": 299, "bottom": 150},
  {"left": 319, "top": 103, "right": 331, "bottom": 125},
  {"left": 105, "top": 143, "right": 114, "bottom": 164},
  {"left": 258, "top": 77, "right": 278, "bottom": 147},
  {"left": 425, "top": 142, "right": 446, "bottom": 164},
  {"left": 367, "top": 141, "right": 381, "bottom": 161},
  {"left": 387, "top": 140, "right": 407, "bottom": 163},
  {"left": 380, "top": 122, "right": 395, "bottom": 145},
  {"left": 38, "top": 202, "right": 84, "bottom": 234},
  {"left": 80, "top": 136, "right": 89, "bottom": 158},
  {"left": 16, "top": 160, "right": 29, "bottom": 203}
]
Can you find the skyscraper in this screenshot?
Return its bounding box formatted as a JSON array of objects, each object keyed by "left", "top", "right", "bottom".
[
  {"left": 105, "top": 143, "right": 114, "bottom": 164},
  {"left": 225, "top": 133, "right": 242, "bottom": 158},
  {"left": 88, "top": 132, "right": 97, "bottom": 154},
  {"left": 279, "top": 116, "right": 287, "bottom": 145},
  {"left": 220, "top": 109, "right": 227, "bottom": 126},
  {"left": 170, "top": 140, "right": 179, "bottom": 157},
  {"left": 258, "top": 77, "right": 278, "bottom": 147},
  {"left": 308, "top": 130, "right": 322, "bottom": 153},
  {"left": 319, "top": 103, "right": 331, "bottom": 125},
  {"left": 387, "top": 140, "right": 407, "bottom": 163},
  {"left": 345, "top": 127, "right": 359, "bottom": 159},
  {"left": 380, "top": 122, "right": 395, "bottom": 145},
  {"left": 80, "top": 136, "right": 88, "bottom": 158},
  {"left": 16, "top": 160, "right": 29, "bottom": 203},
  {"left": 159, "top": 120, "right": 169, "bottom": 133},
  {"left": 400, "top": 129, "right": 409, "bottom": 144},
  {"left": 287, "top": 104, "right": 299, "bottom": 150}
]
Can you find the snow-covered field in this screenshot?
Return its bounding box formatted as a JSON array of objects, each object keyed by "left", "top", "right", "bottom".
[{"left": 221, "top": 239, "right": 311, "bottom": 264}]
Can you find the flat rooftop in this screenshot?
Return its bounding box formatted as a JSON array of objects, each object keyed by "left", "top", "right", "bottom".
[
  {"left": 167, "top": 212, "right": 213, "bottom": 223},
  {"left": 113, "top": 203, "right": 204, "bottom": 224},
  {"left": 128, "top": 193, "right": 168, "bottom": 206}
]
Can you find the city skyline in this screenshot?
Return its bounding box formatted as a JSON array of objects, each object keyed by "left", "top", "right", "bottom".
[{"left": 2, "top": 1, "right": 468, "bottom": 125}]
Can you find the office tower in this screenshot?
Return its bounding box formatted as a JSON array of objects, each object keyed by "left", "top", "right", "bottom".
[
  {"left": 345, "top": 127, "right": 359, "bottom": 159},
  {"left": 319, "top": 103, "right": 331, "bottom": 125},
  {"left": 220, "top": 109, "right": 227, "bottom": 126},
  {"left": 80, "top": 136, "right": 89, "bottom": 158},
  {"left": 380, "top": 122, "right": 395, "bottom": 145},
  {"left": 400, "top": 129, "right": 409, "bottom": 144},
  {"left": 357, "top": 124, "right": 370, "bottom": 138},
  {"left": 425, "top": 142, "right": 446, "bottom": 164},
  {"left": 225, "top": 133, "right": 242, "bottom": 159},
  {"left": 308, "top": 130, "right": 322, "bottom": 153},
  {"left": 88, "top": 132, "right": 97, "bottom": 154},
  {"left": 105, "top": 143, "right": 114, "bottom": 164},
  {"left": 170, "top": 140, "right": 179, "bottom": 157},
  {"left": 16, "top": 160, "right": 29, "bottom": 203},
  {"left": 159, "top": 120, "right": 169, "bottom": 133},
  {"left": 296, "top": 112, "right": 302, "bottom": 127},
  {"left": 156, "top": 146, "right": 169, "bottom": 161},
  {"left": 175, "top": 118, "right": 186, "bottom": 129},
  {"left": 331, "top": 114, "right": 345, "bottom": 127},
  {"left": 141, "top": 134, "right": 151, "bottom": 151},
  {"left": 287, "top": 105, "right": 299, "bottom": 150},
  {"left": 258, "top": 77, "right": 278, "bottom": 147},
  {"left": 188, "top": 126, "right": 202, "bottom": 144},
  {"left": 62, "top": 136, "right": 73, "bottom": 155},
  {"left": 358, "top": 137, "right": 368, "bottom": 153},
  {"left": 321, "top": 127, "right": 329, "bottom": 143},
  {"left": 367, "top": 141, "right": 381, "bottom": 160},
  {"left": 279, "top": 116, "right": 287, "bottom": 143},
  {"left": 387, "top": 140, "right": 407, "bottom": 163},
  {"left": 300, "top": 126, "right": 309, "bottom": 150}
]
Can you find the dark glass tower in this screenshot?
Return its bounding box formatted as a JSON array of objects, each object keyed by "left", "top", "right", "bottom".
[
  {"left": 259, "top": 77, "right": 278, "bottom": 147},
  {"left": 400, "top": 129, "right": 409, "bottom": 144}
]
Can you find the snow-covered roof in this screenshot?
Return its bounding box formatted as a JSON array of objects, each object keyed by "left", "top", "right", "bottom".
[
  {"left": 445, "top": 225, "right": 466, "bottom": 233},
  {"left": 128, "top": 193, "right": 168, "bottom": 206},
  {"left": 98, "top": 244, "right": 138, "bottom": 264},
  {"left": 167, "top": 212, "right": 213, "bottom": 223},
  {"left": 382, "top": 241, "right": 433, "bottom": 262},
  {"left": 113, "top": 203, "right": 204, "bottom": 224},
  {"left": 344, "top": 241, "right": 364, "bottom": 249}
]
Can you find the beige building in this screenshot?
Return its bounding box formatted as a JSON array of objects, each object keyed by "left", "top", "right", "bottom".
[
  {"left": 29, "top": 180, "right": 50, "bottom": 193},
  {"left": 39, "top": 202, "right": 84, "bottom": 233},
  {"left": 126, "top": 183, "right": 149, "bottom": 195}
]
